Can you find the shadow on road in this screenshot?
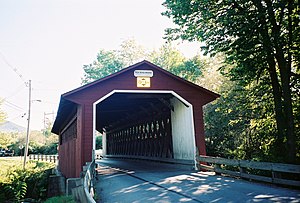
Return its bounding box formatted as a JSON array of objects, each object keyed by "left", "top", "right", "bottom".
[{"left": 95, "top": 158, "right": 300, "bottom": 203}]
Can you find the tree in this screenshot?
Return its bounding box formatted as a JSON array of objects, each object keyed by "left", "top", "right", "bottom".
[
  {"left": 82, "top": 39, "right": 149, "bottom": 85},
  {"left": 175, "top": 55, "right": 205, "bottom": 82},
  {"left": 0, "top": 132, "right": 18, "bottom": 149},
  {"left": 96, "top": 135, "right": 102, "bottom": 150},
  {"left": 149, "top": 43, "right": 204, "bottom": 82},
  {"left": 163, "top": 0, "right": 299, "bottom": 163},
  {"left": 118, "top": 38, "right": 147, "bottom": 66},
  {"left": 82, "top": 50, "right": 124, "bottom": 84},
  {"left": 204, "top": 74, "right": 281, "bottom": 162},
  {"left": 149, "top": 43, "right": 185, "bottom": 70},
  {"left": 82, "top": 39, "right": 205, "bottom": 84},
  {"left": 198, "top": 54, "right": 227, "bottom": 92}
]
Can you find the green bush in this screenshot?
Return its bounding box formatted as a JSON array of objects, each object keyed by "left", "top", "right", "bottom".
[
  {"left": 44, "top": 196, "right": 76, "bottom": 203},
  {"left": 0, "top": 160, "right": 55, "bottom": 202},
  {"left": 29, "top": 143, "right": 58, "bottom": 155}
]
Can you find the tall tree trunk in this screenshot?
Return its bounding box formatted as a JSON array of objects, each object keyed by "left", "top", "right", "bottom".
[
  {"left": 286, "top": 0, "right": 296, "bottom": 164},
  {"left": 265, "top": 0, "right": 296, "bottom": 163},
  {"left": 253, "top": 0, "right": 287, "bottom": 158},
  {"left": 275, "top": 49, "right": 295, "bottom": 163},
  {"left": 283, "top": 0, "right": 296, "bottom": 163},
  {"left": 276, "top": 51, "right": 295, "bottom": 163},
  {"left": 266, "top": 58, "right": 286, "bottom": 146}
]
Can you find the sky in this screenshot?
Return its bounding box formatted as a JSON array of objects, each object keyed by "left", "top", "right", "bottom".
[{"left": 0, "top": 0, "right": 201, "bottom": 130}]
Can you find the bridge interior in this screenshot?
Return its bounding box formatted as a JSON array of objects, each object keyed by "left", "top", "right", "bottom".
[{"left": 96, "top": 93, "right": 176, "bottom": 159}]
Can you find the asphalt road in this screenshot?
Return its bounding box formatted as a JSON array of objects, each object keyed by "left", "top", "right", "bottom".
[{"left": 95, "top": 158, "right": 300, "bottom": 203}]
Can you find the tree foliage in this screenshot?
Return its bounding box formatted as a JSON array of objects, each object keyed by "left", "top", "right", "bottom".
[
  {"left": 0, "top": 132, "right": 18, "bottom": 149},
  {"left": 96, "top": 135, "right": 102, "bottom": 150},
  {"left": 82, "top": 39, "right": 148, "bottom": 84},
  {"left": 205, "top": 75, "right": 282, "bottom": 161},
  {"left": 118, "top": 38, "right": 147, "bottom": 66},
  {"left": 82, "top": 50, "right": 124, "bottom": 84},
  {"left": 0, "top": 130, "right": 58, "bottom": 156},
  {"left": 0, "top": 160, "right": 55, "bottom": 202},
  {"left": 149, "top": 43, "right": 205, "bottom": 81},
  {"left": 149, "top": 43, "right": 185, "bottom": 70},
  {"left": 81, "top": 39, "right": 204, "bottom": 84},
  {"left": 163, "top": 0, "right": 300, "bottom": 163}
]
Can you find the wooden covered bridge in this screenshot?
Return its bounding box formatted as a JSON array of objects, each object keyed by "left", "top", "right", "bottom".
[{"left": 52, "top": 60, "right": 219, "bottom": 178}]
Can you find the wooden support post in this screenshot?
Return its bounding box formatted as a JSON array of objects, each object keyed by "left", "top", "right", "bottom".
[{"left": 214, "top": 163, "right": 222, "bottom": 175}]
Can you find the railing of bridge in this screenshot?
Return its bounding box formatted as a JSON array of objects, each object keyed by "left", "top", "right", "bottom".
[
  {"left": 197, "top": 155, "right": 300, "bottom": 187},
  {"left": 65, "top": 161, "right": 96, "bottom": 202},
  {"left": 29, "top": 154, "right": 58, "bottom": 163},
  {"left": 83, "top": 160, "right": 96, "bottom": 203}
]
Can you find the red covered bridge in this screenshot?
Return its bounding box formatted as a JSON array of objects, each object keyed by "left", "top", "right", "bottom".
[{"left": 52, "top": 60, "right": 219, "bottom": 178}]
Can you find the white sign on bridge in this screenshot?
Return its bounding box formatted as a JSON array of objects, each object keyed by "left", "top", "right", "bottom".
[{"left": 134, "top": 70, "right": 153, "bottom": 77}]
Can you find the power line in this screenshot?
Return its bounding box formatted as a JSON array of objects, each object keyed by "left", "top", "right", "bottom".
[
  {"left": 1, "top": 84, "right": 26, "bottom": 101},
  {"left": 3, "top": 100, "right": 24, "bottom": 111},
  {"left": 8, "top": 112, "right": 27, "bottom": 122},
  {"left": 0, "top": 50, "right": 27, "bottom": 86}
]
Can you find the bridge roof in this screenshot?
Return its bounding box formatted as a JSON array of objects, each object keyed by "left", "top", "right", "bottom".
[{"left": 62, "top": 60, "right": 219, "bottom": 98}]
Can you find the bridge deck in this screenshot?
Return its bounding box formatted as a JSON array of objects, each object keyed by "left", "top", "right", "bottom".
[{"left": 95, "top": 158, "right": 300, "bottom": 203}]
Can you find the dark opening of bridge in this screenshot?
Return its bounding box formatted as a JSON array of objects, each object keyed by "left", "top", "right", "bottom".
[
  {"left": 93, "top": 90, "right": 198, "bottom": 164},
  {"left": 96, "top": 92, "right": 175, "bottom": 159}
]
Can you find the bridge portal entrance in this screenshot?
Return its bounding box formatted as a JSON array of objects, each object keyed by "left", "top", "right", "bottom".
[
  {"left": 52, "top": 60, "right": 219, "bottom": 178},
  {"left": 93, "top": 90, "right": 196, "bottom": 164}
]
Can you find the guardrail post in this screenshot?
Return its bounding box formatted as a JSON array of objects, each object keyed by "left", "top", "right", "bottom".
[
  {"left": 239, "top": 160, "right": 246, "bottom": 176},
  {"left": 214, "top": 163, "right": 221, "bottom": 175},
  {"left": 271, "top": 165, "right": 282, "bottom": 182}
]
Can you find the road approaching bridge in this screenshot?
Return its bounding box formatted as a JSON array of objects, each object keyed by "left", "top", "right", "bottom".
[{"left": 95, "top": 158, "right": 299, "bottom": 203}]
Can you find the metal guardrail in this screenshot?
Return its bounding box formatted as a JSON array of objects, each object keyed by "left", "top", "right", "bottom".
[
  {"left": 83, "top": 160, "right": 96, "bottom": 203},
  {"left": 197, "top": 155, "right": 300, "bottom": 187},
  {"left": 66, "top": 161, "right": 97, "bottom": 202},
  {"left": 28, "top": 154, "right": 58, "bottom": 163}
]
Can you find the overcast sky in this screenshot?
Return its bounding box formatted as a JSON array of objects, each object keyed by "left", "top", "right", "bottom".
[{"left": 0, "top": 0, "right": 200, "bottom": 130}]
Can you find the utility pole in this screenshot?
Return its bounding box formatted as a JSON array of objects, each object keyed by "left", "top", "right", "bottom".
[{"left": 23, "top": 80, "right": 31, "bottom": 170}]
